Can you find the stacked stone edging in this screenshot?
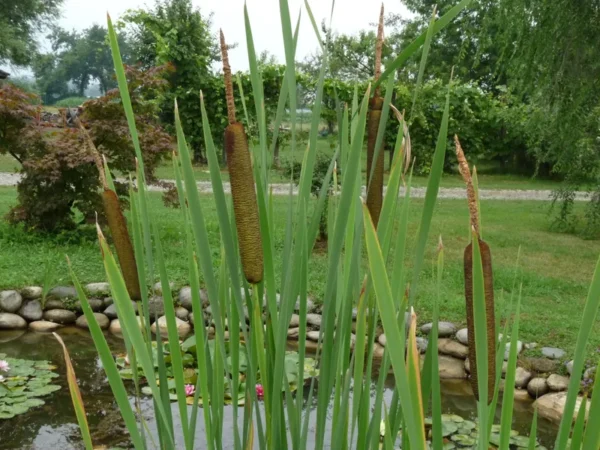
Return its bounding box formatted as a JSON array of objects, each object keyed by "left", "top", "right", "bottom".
[{"left": 0, "top": 285, "right": 593, "bottom": 424}]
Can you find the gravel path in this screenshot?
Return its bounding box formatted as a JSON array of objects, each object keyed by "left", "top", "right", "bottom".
[{"left": 0, "top": 172, "right": 589, "bottom": 201}]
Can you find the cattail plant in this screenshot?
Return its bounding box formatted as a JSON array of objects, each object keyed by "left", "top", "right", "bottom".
[
  {"left": 79, "top": 122, "right": 141, "bottom": 300},
  {"left": 366, "top": 4, "right": 386, "bottom": 227},
  {"left": 220, "top": 30, "right": 264, "bottom": 285},
  {"left": 456, "top": 135, "right": 495, "bottom": 404}
]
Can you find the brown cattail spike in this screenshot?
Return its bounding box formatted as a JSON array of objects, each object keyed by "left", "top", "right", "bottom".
[
  {"left": 464, "top": 239, "right": 496, "bottom": 404},
  {"left": 102, "top": 189, "right": 142, "bottom": 300},
  {"left": 455, "top": 135, "right": 479, "bottom": 236},
  {"left": 366, "top": 97, "right": 385, "bottom": 226},
  {"left": 220, "top": 30, "right": 236, "bottom": 124},
  {"left": 225, "top": 122, "right": 264, "bottom": 284},
  {"left": 374, "top": 3, "right": 385, "bottom": 97},
  {"left": 457, "top": 136, "right": 495, "bottom": 404}
]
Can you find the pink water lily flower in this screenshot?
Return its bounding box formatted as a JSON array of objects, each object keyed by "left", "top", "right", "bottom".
[
  {"left": 255, "top": 384, "right": 264, "bottom": 400},
  {"left": 185, "top": 384, "right": 195, "bottom": 397},
  {"left": 0, "top": 360, "right": 9, "bottom": 372}
]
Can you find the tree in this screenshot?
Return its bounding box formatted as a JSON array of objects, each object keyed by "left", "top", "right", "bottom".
[
  {"left": 397, "top": 1, "right": 505, "bottom": 88},
  {"left": 2, "top": 65, "right": 172, "bottom": 231},
  {"left": 0, "top": 0, "right": 63, "bottom": 66},
  {"left": 33, "top": 25, "right": 131, "bottom": 102},
  {"left": 123, "top": 0, "right": 221, "bottom": 161}
]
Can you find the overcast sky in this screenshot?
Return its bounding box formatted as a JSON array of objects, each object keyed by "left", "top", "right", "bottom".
[{"left": 8, "top": 0, "right": 411, "bottom": 76}]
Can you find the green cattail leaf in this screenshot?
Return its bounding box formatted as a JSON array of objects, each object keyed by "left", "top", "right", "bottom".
[
  {"left": 409, "top": 76, "right": 451, "bottom": 306},
  {"left": 555, "top": 253, "right": 600, "bottom": 449},
  {"left": 362, "top": 201, "right": 426, "bottom": 450},
  {"left": 571, "top": 396, "right": 588, "bottom": 450},
  {"left": 410, "top": 6, "right": 437, "bottom": 118},
  {"left": 528, "top": 408, "right": 538, "bottom": 450},
  {"left": 582, "top": 365, "right": 600, "bottom": 449},
  {"left": 499, "top": 289, "right": 522, "bottom": 450}
]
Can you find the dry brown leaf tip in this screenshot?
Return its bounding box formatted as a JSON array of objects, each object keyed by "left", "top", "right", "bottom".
[
  {"left": 455, "top": 135, "right": 479, "bottom": 236},
  {"left": 374, "top": 3, "right": 385, "bottom": 96},
  {"left": 220, "top": 29, "right": 236, "bottom": 124}
]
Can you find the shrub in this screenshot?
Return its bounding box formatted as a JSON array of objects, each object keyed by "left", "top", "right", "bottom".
[
  {"left": 54, "top": 96, "right": 89, "bottom": 107},
  {"left": 2, "top": 65, "right": 173, "bottom": 231}
]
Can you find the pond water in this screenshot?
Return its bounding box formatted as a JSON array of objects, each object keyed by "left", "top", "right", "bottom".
[{"left": 0, "top": 329, "right": 558, "bottom": 449}]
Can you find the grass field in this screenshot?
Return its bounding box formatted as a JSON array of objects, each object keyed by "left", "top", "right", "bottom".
[
  {"left": 0, "top": 138, "right": 563, "bottom": 191},
  {"left": 0, "top": 185, "right": 598, "bottom": 358}
]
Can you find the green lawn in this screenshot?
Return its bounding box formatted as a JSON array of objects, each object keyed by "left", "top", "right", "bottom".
[
  {"left": 0, "top": 185, "right": 598, "bottom": 358},
  {"left": 1, "top": 138, "right": 563, "bottom": 191}
]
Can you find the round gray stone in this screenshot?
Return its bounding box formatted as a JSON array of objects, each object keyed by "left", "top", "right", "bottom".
[
  {"left": 74, "top": 298, "right": 104, "bottom": 313},
  {"left": 178, "top": 287, "right": 209, "bottom": 310},
  {"left": 44, "top": 299, "right": 65, "bottom": 310},
  {"left": 541, "top": 347, "right": 566, "bottom": 360},
  {"left": 420, "top": 321, "right": 457, "bottom": 337},
  {"left": 0, "top": 290, "right": 23, "bottom": 313},
  {"left": 0, "top": 313, "right": 27, "bottom": 329},
  {"left": 148, "top": 296, "right": 165, "bottom": 317},
  {"left": 294, "top": 297, "right": 316, "bottom": 313},
  {"left": 527, "top": 377, "right": 549, "bottom": 398},
  {"left": 456, "top": 328, "right": 468, "bottom": 345},
  {"left": 306, "top": 313, "right": 322, "bottom": 328},
  {"left": 76, "top": 313, "right": 110, "bottom": 330},
  {"left": 43, "top": 309, "right": 77, "bottom": 324},
  {"left": 378, "top": 334, "right": 387, "bottom": 347},
  {"left": 85, "top": 282, "right": 111, "bottom": 296},
  {"left": 18, "top": 300, "right": 43, "bottom": 321},
  {"left": 109, "top": 316, "right": 147, "bottom": 335},
  {"left": 287, "top": 327, "right": 300, "bottom": 339},
  {"left": 504, "top": 340, "right": 524, "bottom": 360},
  {"left": 103, "top": 297, "right": 114, "bottom": 307},
  {"left": 416, "top": 337, "right": 428, "bottom": 354},
  {"left": 151, "top": 316, "right": 191, "bottom": 338},
  {"left": 153, "top": 281, "right": 174, "bottom": 295},
  {"left": 289, "top": 314, "right": 300, "bottom": 328},
  {"left": 29, "top": 320, "right": 62, "bottom": 332},
  {"left": 21, "top": 286, "right": 42, "bottom": 300},
  {"left": 515, "top": 367, "right": 533, "bottom": 389},
  {"left": 547, "top": 374, "right": 569, "bottom": 392},
  {"left": 48, "top": 286, "right": 77, "bottom": 299},
  {"left": 566, "top": 360, "right": 574, "bottom": 375},
  {"left": 438, "top": 338, "right": 469, "bottom": 359},
  {"left": 175, "top": 307, "right": 189, "bottom": 321},
  {"left": 103, "top": 301, "right": 138, "bottom": 319}
]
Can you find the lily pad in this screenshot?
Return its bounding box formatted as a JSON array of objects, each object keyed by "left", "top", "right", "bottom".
[
  {"left": 442, "top": 421, "right": 459, "bottom": 437},
  {"left": 0, "top": 356, "right": 60, "bottom": 420},
  {"left": 450, "top": 434, "right": 476, "bottom": 447},
  {"left": 511, "top": 435, "right": 531, "bottom": 448}
]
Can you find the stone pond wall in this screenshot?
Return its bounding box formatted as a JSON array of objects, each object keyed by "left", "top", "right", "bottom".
[{"left": 0, "top": 284, "right": 592, "bottom": 424}]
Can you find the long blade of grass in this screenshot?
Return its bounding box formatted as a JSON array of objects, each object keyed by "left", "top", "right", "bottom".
[
  {"left": 583, "top": 365, "right": 600, "bottom": 450},
  {"left": 555, "top": 253, "right": 600, "bottom": 449},
  {"left": 528, "top": 408, "right": 538, "bottom": 450},
  {"left": 107, "top": 15, "right": 153, "bottom": 278},
  {"left": 53, "top": 332, "right": 93, "bottom": 450},
  {"left": 472, "top": 234, "right": 489, "bottom": 450},
  {"left": 363, "top": 202, "right": 426, "bottom": 450},
  {"left": 98, "top": 226, "right": 174, "bottom": 446},
  {"left": 409, "top": 75, "right": 451, "bottom": 307},
  {"left": 431, "top": 239, "right": 444, "bottom": 450},
  {"left": 410, "top": 6, "right": 437, "bottom": 118},
  {"left": 68, "top": 261, "right": 145, "bottom": 449},
  {"left": 499, "top": 289, "right": 522, "bottom": 450},
  {"left": 571, "top": 396, "right": 588, "bottom": 450}
]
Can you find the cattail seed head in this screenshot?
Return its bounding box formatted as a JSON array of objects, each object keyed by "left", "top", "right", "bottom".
[{"left": 225, "top": 122, "right": 264, "bottom": 284}]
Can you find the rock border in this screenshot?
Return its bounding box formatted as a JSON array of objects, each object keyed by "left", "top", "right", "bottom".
[{"left": 0, "top": 286, "right": 593, "bottom": 425}]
